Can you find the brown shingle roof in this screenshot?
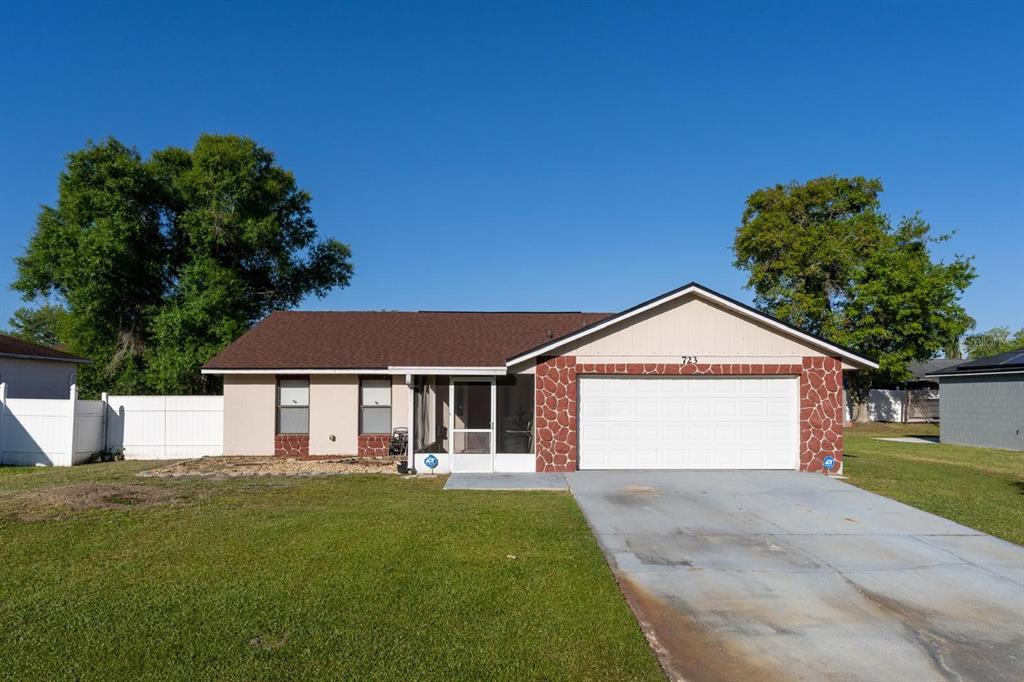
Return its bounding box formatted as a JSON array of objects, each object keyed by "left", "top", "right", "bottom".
[
  {"left": 203, "top": 311, "right": 611, "bottom": 370},
  {"left": 0, "top": 333, "right": 88, "bottom": 363}
]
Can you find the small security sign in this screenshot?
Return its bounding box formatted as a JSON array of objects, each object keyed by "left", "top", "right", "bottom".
[
  {"left": 823, "top": 455, "right": 836, "bottom": 472},
  {"left": 424, "top": 454, "right": 439, "bottom": 471}
]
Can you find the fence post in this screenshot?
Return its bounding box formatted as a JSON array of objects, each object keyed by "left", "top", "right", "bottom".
[
  {"left": 66, "top": 383, "right": 78, "bottom": 467},
  {"left": 0, "top": 381, "right": 7, "bottom": 465},
  {"left": 101, "top": 391, "right": 109, "bottom": 452}
]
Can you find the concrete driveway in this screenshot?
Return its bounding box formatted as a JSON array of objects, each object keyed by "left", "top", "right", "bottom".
[{"left": 568, "top": 471, "right": 1024, "bottom": 682}]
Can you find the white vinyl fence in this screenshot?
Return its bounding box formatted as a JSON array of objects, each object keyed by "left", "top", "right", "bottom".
[
  {"left": 0, "top": 382, "right": 223, "bottom": 466},
  {"left": 106, "top": 395, "right": 222, "bottom": 460},
  {"left": 844, "top": 388, "right": 941, "bottom": 423},
  {"left": 845, "top": 389, "right": 906, "bottom": 423}
]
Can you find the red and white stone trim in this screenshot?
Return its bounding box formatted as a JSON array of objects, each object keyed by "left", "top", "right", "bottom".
[
  {"left": 535, "top": 356, "right": 578, "bottom": 472},
  {"left": 535, "top": 356, "right": 845, "bottom": 474},
  {"left": 274, "top": 434, "right": 309, "bottom": 457},
  {"left": 799, "top": 356, "right": 844, "bottom": 473},
  {"left": 357, "top": 433, "right": 391, "bottom": 457}
]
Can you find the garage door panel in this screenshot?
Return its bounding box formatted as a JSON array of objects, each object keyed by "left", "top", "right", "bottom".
[
  {"left": 740, "top": 401, "right": 764, "bottom": 418},
  {"left": 636, "top": 402, "right": 659, "bottom": 418},
  {"left": 579, "top": 376, "right": 798, "bottom": 470},
  {"left": 662, "top": 401, "right": 686, "bottom": 418},
  {"left": 609, "top": 401, "right": 632, "bottom": 418},
  {"left": 688, "top": 402, "right": 713, "bottom": 417},
  {"left": 714, "top": 402, "right": 739, "bottom": 417},
  {"left": 636, "top": 425, "right": 660, "bottom": 441},
  {"left": 766, "top": 399, "right": 791, "bottom": 418}
]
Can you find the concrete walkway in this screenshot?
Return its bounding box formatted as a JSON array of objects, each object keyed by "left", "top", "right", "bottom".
[
  {"left": 876, "top": 436, "right": 940, "bottom": 444},
  {"left": 568, "top": 471, "right": 1024, "bottom": 682},
  {"left": 443, "top": 472, "right": 568, "bottom": 491}
]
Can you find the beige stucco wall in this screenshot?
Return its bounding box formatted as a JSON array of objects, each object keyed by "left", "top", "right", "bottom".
[
  {"left": 308, "top": 375, "right": 407, "bottom": 454},
  {"left": 224, "top": 373, "right": 411, "bottom": 456},
  {"left": 566, "top": 294, "right": 828, "bottom": 364},
  {"left": 391, "top": 375, "right": 409, "bottom": 429},
  {"left": 223, "top": 375, "right": 276, "bottom": 455},
  {"left": 309, "top": 375, "right": 359, "bottom": 454},
  {"left": 0, "top": 357, "right": 78, "bottom": 399}
]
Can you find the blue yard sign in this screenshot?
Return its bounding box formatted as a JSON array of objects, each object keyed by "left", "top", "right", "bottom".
[
  {"left": 823, "top": 455, "right": 836, "bottom": 471},
  {"left": 424, "top": 454, "right": 439, "bottom": 471}
]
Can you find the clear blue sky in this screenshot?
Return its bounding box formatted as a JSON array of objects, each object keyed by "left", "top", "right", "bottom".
[{"left": 1, "top": 1, "right": 1021, "bottom": 332}]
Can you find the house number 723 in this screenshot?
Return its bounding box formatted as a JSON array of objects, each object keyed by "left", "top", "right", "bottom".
[{"left": 680, "top": 356, "right": 698, "bottom": 365}]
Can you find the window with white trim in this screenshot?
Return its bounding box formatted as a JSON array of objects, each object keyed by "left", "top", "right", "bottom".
[
  {"left": 277, "top": 377, "right": 309, "bottom": 434},
  {"left": 360, "top": 378, "right": 392, "bottom": 434}
]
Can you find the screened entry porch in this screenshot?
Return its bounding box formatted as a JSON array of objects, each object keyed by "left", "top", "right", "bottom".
[{"left": 411, "top": 374, "right": 535, "bottom": 473}]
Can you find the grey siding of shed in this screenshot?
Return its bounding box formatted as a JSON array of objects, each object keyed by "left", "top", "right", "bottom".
[
  {"left": 939, "top": 374, "right": 1024, "bottom": 451},
  {"left": 0, "top": 357, "right": 78, "bottom": 399}
]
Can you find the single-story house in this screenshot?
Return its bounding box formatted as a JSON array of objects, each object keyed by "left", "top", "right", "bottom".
[
  {"left": 927, "top": 349, "right": 1024, "bottom": 451},
  {"left": 202, "top": 282, "right": 877, "bottom": 474},
  {"left": 0, "top": 333, "right": 88, "bottom": 399}
]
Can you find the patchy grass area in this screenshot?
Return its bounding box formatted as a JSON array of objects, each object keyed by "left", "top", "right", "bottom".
[
  {"left": 0, "top": 463, "right": 662, "bottom": 681},
  {"left": 844, "top": 423, "right": 1024, "bottom": 545}
]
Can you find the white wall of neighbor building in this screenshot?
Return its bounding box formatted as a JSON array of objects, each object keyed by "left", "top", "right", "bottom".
[{"left": 0, "top": 357, "right": 78, "bottom": 399}]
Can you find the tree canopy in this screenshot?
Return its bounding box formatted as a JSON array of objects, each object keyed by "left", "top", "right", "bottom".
[
  {"left": 13, "top": 135, "right": 353, "bottom": 396},
  {"left": 963, "top": 327, "right": 1024, "bottom": 359},
  {"left": 732, "top": 176, "right": 975, "bottom": 413},
  {"left": 4, "top": 304, "right": 68, "bottom": 347}
]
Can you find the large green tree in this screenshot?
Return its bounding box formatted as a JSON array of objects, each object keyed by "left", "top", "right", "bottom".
[
  {"left": 14, "top": 135, "right": 353, "bottom": 396},
  {"left": 4, "top": 304, "right": 68, "bottom": 347},
  {"left": 963, "top": 326, "right": 1024, "bottom": 359},
  {"left": 732, "top": 176, "right": 975, "bottom": 421}
]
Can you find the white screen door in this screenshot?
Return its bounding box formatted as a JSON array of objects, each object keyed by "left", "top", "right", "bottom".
[{"left": 451, "top": 377, "right": 495, "bottom": 472}]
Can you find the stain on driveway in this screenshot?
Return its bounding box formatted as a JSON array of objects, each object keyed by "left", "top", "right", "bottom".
[{"left": 568, "top": 471, "right": 1024, "bottom": 682}]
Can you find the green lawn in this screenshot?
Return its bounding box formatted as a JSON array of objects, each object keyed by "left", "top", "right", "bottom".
[
  {"left": 0, "top": 463, "right": 662, "bottom": 681},
  {"left": 843, "top": 422, "right": 1024, "bottom": 545}
]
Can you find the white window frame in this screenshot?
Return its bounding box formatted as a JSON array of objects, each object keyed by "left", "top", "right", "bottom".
[
  {"left": 277, "top": 376, "right": 310, "bottom": 435},
  {"left": 360, "top": 378, "right": 393, "bottom": 434}
]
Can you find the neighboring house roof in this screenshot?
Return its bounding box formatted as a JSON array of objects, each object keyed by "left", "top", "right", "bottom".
[
  {"left": 202, "top": 311, "right": 610, "bottom": 371},
  {"left": 0, "top": 333, "right": 89, "bottom": 364},
  {"left": 928, "top": 348, "right": 1024, "bottom": 377},
  {"left": 204, "top": 282, "right": 880, "bottom": 373},
  {"left": 907, "top": 358, "right": 963, "bottom": 381},
  {"left": 504, "top": 283, "right": 878, "bottom": 369}
]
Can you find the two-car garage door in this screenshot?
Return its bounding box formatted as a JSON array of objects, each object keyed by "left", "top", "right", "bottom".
[{"left": 578, "top": 376, "right": 799, "bottom": 470}]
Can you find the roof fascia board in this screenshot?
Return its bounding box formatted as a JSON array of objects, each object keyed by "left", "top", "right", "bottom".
[
  {"left": 202, "top": 366, "right": 507, "bottom": 376},
  {"left": 505, "top": 284, "right": 878, "bottom": 369},
  {"left": 202, "top": 368, "right": 393, "bottom": 375},
  {"left": 388, "top": 366, "right": 506, "bottom": 376},
  {"left": 927, "top": 370, "right": 1024, "bottom": 378},
  {"left": 0, "top": 351, "right": 89, "bottom": 364}
]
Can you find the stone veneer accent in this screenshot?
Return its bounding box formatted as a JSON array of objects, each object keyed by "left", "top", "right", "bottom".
[
  {"left": 535, "top": 356, "right": 844, "bottom": 473},
  {"left": 274, "top": 434, "right": 309, "bottom": 457},
  {"left": 357, "top": 433, "right": 391, "bottom": 457},
  {"left": 535, "top": 356, "right": 579, "bottom": 472},
  {"left": 798, "top": 356, "right": 844, "bottom": 473}
]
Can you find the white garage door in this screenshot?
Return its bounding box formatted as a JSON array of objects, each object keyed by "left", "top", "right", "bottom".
[{"left": 578, "top": 376, "right": 799, "bottom": 470}]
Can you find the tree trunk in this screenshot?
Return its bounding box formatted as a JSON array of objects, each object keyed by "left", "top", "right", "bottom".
[
  {"left": 851, "top": 398, "right": 872, "bottom": 423},
  {"left": 847, "top": 373, "right": 874, "bottom": 423}
]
